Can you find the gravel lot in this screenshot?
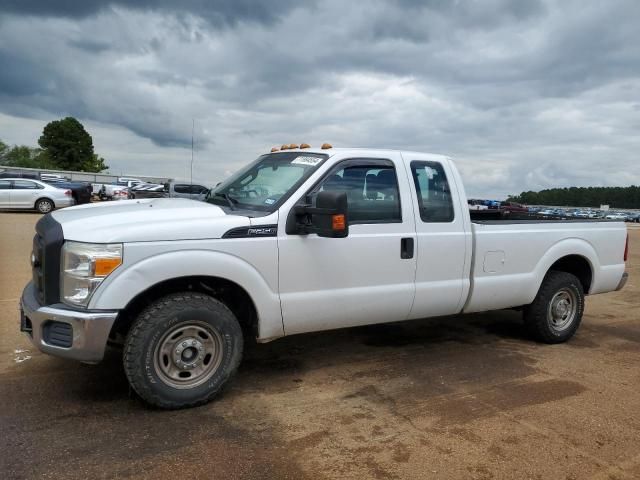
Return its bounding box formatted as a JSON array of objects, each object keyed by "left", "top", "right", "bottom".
[{"left": 1, "top": 212, "right": 639, "bottom": 480}]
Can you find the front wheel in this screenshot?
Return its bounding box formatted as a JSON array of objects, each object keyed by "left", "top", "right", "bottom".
[
  {"left": 123, "top": 292, "right": 243, "bottom": 409},
  {"left": 524, "top": 271, "right": 584, "bottom": 343}
]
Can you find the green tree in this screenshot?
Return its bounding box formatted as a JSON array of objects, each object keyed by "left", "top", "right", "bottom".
[
  {"left": 508, "top": 186, "right": 640, "bottom": 209},
  {"left": 0, "top": 139, "right": 8, "bottom": 160},
  {"left": 38, "top": 117, "right": 107, "bottom": 172},
  {"left": 0, "top": 145, "right": 53, "bottom": 169},
  {"left": 92, "top": 153, "right": 108, "bottom": 172}
]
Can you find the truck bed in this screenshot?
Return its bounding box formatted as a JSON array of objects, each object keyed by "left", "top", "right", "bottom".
[{"left": 463, "top": 220, "right": 627, "bottom": 314}]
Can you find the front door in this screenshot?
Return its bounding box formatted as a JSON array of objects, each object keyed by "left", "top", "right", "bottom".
[{"left": 277, "top": 154, "right": 417, "bottom": 335}]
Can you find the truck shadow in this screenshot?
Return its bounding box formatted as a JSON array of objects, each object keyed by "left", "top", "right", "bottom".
[
  {"left": 0, "top": 310, "right": 557, "bottom": 479},
  {"left": 13, "top": 309, "right": 532, "bottom": 409}
]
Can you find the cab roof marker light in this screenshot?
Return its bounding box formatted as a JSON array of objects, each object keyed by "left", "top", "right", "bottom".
[
  {"left": 271, "top": 147, "right": 280, "bottom": 152},
  {"left": 300, "top": 143, "right": 311, "bottom": 149},
  {"left": 281, "top": 144, "right": 290, "bottom": 150},
  {"left": 289, "top": 144, "right": 299, "bottom": 149},
  {"left": 321, "top": 143, "right": 333, "bottom": 149}
]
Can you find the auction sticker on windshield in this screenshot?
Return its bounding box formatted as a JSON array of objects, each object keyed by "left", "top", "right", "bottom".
[{"left": 291, "top": 156, "right": 323, "bottom": 166}]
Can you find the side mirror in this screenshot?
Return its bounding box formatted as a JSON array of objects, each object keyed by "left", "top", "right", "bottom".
[{"left": 286, "top": 191, "right": 349, "bottom": 238}]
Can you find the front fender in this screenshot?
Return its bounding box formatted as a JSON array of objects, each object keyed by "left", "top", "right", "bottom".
[{"left": 88, "top": 249, "right": 284, "bottom": 340}]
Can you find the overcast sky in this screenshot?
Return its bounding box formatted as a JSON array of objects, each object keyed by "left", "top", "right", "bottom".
[{"left": 1, "top": 0, "right": 639, "bottom": 197}]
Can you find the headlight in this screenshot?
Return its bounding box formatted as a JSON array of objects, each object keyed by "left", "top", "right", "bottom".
[{"left": 61, "top": 241, "right": 123, "bottom": 307}]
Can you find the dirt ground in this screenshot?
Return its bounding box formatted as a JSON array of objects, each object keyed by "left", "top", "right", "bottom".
[{"left": 1, "top": 212, "right": 638, "bottom": 480}]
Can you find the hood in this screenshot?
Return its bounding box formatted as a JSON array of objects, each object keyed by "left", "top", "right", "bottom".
[{"left": 51, "top": 198, "right": 250, "bottom": 243}]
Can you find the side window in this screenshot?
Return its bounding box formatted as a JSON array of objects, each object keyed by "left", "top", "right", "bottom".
[
  {"left": 192, "top": 185, "right": 208, "bottom": 194},
  {"left": 411, "top": 161, "right": 454, "bottom": 222},
  {"left": 0, "top": 180, "right": 11, "bottom": 190},
  {"left": 13, "top": 180, "right": 40, "bottom": 190},
  {"left": 173, "top": 184, "right": 191, "bottom": 194},
  {"left": 313, "top": 161, "right": 401, "bottom": 224}
]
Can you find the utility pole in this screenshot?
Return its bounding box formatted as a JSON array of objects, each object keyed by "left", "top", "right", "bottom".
[{"left": 190, "top": 118, "right": 194, "bottom": 185}]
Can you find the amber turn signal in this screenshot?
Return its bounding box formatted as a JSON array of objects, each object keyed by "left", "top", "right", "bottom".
[
  {"left": 95, "top": 257, "right": 122, "bottom": 277},
  {"left": 332, "top": 214, "right": 346, "bottom": 231}
]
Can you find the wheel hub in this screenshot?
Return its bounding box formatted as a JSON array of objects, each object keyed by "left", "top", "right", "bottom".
[
  {"left": 173, "top": 337, "right": 205, "bottom": 369},
  {"left": 153, "top": 322, "right": 224, "bottom": 389},
  {"left": 548, "top": 288, "right": 577, "bottom": 331}
]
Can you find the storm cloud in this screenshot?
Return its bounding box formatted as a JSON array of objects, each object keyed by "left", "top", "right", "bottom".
[{"left": 1, "top": 0, "right": 639, "bottom": 196}]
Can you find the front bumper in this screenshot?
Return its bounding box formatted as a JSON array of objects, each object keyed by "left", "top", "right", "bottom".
[{"left": 20, "top": 282, "right": 118, "bottom": 363}]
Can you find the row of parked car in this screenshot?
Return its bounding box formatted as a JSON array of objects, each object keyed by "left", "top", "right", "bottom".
[
  {"left": 468, "top": 199, "right": 640, "bottom": 222},
  {"left": 530, "top": 207, "right": 640, "bottom": 222},
  {"left": 0, "top": 171, "right": 212, "bottom": 213},
  {"left": 0, "top": 173, "right": 92, "bottom": 213},
  {"left": 93, "top": 178, "right": 211, "bottom": 202}
]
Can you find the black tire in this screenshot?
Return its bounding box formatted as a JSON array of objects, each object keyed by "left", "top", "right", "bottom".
[
  {"left": 35, "top": 198, "right": 54, "bottom": 213},
  {"left": 123, "top": 292, "right": 243, "bottom": 409},
  {"left": 524, "top": 271, "right": 584, "bottom": 344}
]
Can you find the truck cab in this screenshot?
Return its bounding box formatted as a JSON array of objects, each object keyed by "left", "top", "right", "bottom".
[{"left": 20, "top": 146, "right": 628, "bottom": 409}]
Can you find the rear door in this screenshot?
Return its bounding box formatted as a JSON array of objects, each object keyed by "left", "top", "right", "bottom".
[
  {"left": 11, "top": 180, "right": 42, "bottom": 209},
  {"left": 0, "top": 180, "right": 11, "bottom": 207},
  {"left": 403, "top": 155, "right": 469, "bottom": 318},
  {"left": 278, "top": 153, "right": 418, "bottom": 335}
]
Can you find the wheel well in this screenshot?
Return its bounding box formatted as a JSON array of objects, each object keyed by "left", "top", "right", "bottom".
[
  {"left": 34, "top": 197, "right": 55, "bottom": 208},
  {"left": 109, "top": 276, "right": 258, "bottom": 342},
  {"left": 548, "top": 255, "right": 592, "bottom": 293}
]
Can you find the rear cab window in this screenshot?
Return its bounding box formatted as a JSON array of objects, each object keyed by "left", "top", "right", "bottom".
[{"left": 410, "top": 161, "right": 454, "bottom": 222}]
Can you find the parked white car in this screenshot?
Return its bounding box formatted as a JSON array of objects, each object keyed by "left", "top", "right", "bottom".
[
  {"left": 20, "top": 146, "right": 628, "bottom": 409},
  {"left": 0, "top": 178, "right": 74, "bottom": 213}
]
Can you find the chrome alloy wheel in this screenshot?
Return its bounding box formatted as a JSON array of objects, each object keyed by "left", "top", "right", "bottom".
[
  {"left": 153, "top": 321, "right": 224, "bottom": 389},
  {"left": 547, "top": 288, "right": 578, "bottom": 332},
  {"left": 38, "top": 200, "right": 53, "bottom": 213}
]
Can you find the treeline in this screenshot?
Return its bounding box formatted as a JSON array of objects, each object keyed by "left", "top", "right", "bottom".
[
  {"left": 0, "top": 117, "right": 107, "bottom": 173},
  {"left": 508, "top": 186, "right": 640, "bottom": 209}
]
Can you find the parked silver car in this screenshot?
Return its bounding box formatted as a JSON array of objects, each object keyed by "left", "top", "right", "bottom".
[
  {"left": 0, "top": 178, "right": 75, "bottom": 213},
  {"left": 165, "top": 182, "right": 210, "bottom": 201}
]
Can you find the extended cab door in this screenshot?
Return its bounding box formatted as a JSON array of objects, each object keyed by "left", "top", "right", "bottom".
[
  {"left": 402, "top": 154, "right": 470, "bottom": 318},
  {"left": 277, "top": 153, "right": 417, "bottom": 335}
]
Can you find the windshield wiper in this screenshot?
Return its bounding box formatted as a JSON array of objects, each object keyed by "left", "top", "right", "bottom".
[{"left": 213, "top": 192, "right": 237, "bottom": 210}]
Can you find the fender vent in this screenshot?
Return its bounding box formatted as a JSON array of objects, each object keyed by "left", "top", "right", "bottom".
[{"left": 43, "top": 321, "right": 73, "bottom": 348}]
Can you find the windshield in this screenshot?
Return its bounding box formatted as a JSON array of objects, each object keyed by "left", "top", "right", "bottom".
[{"left": 208, "top": 152, "right": 328, "bottom": 212}]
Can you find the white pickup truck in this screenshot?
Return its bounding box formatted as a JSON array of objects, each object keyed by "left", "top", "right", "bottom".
[{"left": 20, "top": 146, "right": 629, "bottom": 409}]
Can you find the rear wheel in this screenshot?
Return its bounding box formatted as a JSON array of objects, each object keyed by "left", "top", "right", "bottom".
[
  {"left": 524, "top": 271, "right": 584, "bottom": 343},
  {"left": 123, "top": 292, "right": 243, "bottom": 409},
  {"left": 35, "top": 198, "right": 54, "bottom": 213}
]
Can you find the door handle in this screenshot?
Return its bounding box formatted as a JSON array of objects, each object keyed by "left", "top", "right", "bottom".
[{"left": 400, "top": 238, "right": 414, "bottom": 259}]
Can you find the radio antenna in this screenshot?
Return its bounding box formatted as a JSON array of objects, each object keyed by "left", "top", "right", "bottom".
[{"left": 190, "top": 118, "right": 194, "bottom": 185}]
